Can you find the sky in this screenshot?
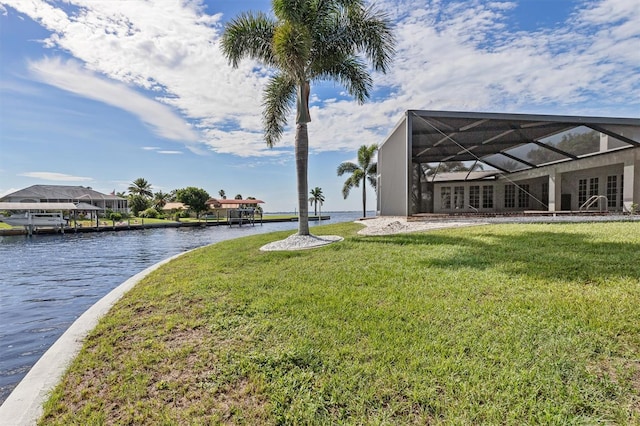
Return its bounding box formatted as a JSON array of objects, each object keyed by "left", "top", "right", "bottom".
[{"left": 0, "top": 0, "right": 638, "bottom": 213}]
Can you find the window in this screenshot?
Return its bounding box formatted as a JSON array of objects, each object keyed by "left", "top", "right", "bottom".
[
  {"left": 505, "top": 184, "right": 516, "bottom": 208},
  {"left": 589, "top": 177, "right": 599, "bottom": 198},
  {"left": 578, "top": 179, "right": 588, "bottom": 206},
  {"left": 620, "top": 174, "right": 624, "bottom": 208},
  {"left": 441, "top": 187, "right": 451, "bottom": 209},
  {"left": 607, "top": 176, "right": 617, "bottom": 208},
  {"left": 579, "top": 177, "right": 600, "bottom": 209},
  {"left": 454, "top": 186, "right": 464, "bottom": 209},
  {"left": 541, "top": 182, "right": 549, "bottom": 208},
  {"left": 469, "top": 186, "right": 480, "bottom": 209},
  {"left": 482, "top": 186, "right": 494, "bottom": 208},
  {"left": 518, "top": 184, "right": 530, "bottom": 208}
]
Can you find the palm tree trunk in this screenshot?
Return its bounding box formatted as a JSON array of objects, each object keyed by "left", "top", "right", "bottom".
[
  {"left": 296, "top": 123, "right": 310, "bottom": 235},
  {"left": 362, "top": 182, "right": 367, "bottom": 217}
]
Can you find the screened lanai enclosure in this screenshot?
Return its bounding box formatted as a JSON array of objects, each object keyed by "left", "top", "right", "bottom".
[{"left": 377, "top": 111, "right": 640, "bottom": 217}]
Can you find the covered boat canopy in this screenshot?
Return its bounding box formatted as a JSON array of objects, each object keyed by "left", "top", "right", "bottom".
[{"left": 0, "top": 202, "right": 78, "bottom": 211}]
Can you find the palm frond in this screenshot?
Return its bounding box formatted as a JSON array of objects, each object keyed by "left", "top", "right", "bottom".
[
  {"left": 221, "top": 12, "right": 277, "bottom": 68},
  {"left": 262, "top": 74, "right": 297, "bottom": 147},
  {"left": 273, "top": 21, "right": 311, "bottom": 81},
  {"left": 336, "top": 161, "right": 359, "bottom": 176},
  {"left": 341, "top": 175, "right": 355, "bottom": 199},
  {"left": 350, "top": 5, "right": 395, "bottom": 73},
  {"left": 273, "top": 0, "right": 314, "bottom": 24},
  {"left": 312, "top": 55, "right": 371, "bottom": 104},
  {"left": 342, "top": 170, "right": 362, "bottom": 198},
  {"left": 367, "top": 173, "right": 377, "bottom": 189},
  {"left": 357, "top": 143, "right": 377, "bottom": 167}
]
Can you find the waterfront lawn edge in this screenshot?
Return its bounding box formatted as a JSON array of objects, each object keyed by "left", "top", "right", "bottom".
[{"left": 40, "top": 222, "right": 640, "bottom": 424}]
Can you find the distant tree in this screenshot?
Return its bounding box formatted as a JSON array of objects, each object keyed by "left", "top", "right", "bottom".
[
  {"left": 337, "top": 144, "right": 378, "bottom": 217},
  {"left": 128, "top": 194, "right": 150, "bottom": 217},
  {"left": 420, "top": 161, "right": 484, "bottom": 179},
  {"left": 246, "top": 196, "right": 262, "bottom": 215},
  {"left": 308, "top": 187, "right": 325, "bottom": 216},
  {"left": 234, "top": 194, "right": 243, "bottom": 200},
  {"left": 115, "top": 191, "right": 127, "bottom": 198},
  {"left": 218, "top": 189, "right": 227, "bottom": 199},
  {"left": 176, "top": 187, "right": 210, "bottom": 219},
  {"left": 128, "top": 178, "right": 153, "bottom": 198},
  {"left": 221, "top": 0, "right": 394, "bottom": 235},
  {"left": 153, "top": 191, "right": 171, "bottom": 210}
]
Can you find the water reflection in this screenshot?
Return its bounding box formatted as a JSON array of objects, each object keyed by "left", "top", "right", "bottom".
[{"left": 0, "top": 213, "right": 362, "bottom": 403}]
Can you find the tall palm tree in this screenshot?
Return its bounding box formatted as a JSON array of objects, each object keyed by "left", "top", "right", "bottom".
[
  {"left": 337, "top": 143, "right": 378, "bottom": 217},
  {"left": 308, "top": 187, "right": 325, "bottom": 216},
  {"left": 221, "top": 0, "right": 394, "bottom": 235},
  {"left": 128, "top": 178, "right": 153, "bottom": 198},
  {"left": 218, "top": 189, "right": 226, "bottom": 199}
]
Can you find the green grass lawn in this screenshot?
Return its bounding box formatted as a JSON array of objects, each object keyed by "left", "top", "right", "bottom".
[{"left": 40, "top": 222, "right": 640, "bottom": 425}]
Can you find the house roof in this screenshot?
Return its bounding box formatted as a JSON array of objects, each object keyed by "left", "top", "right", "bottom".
[
  {"left": 161, "top": 202, "right": 188, "bottom": 211},
  {"left": 399, "top": 110, "right": 640, "bottom": 173},
  {"left": 0, "top": 185, "right": 125, "bottom": 201}
]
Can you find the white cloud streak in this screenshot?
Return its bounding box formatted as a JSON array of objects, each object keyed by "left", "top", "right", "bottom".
[
  {"left": 28, "top": 57, "right": 199, "bottom": 143},
  {"left": 19, "top": 172, "right": 93, "bottom": 181},
  {"left": 2, "top": 0, "right": 639, "bottom": 159}
]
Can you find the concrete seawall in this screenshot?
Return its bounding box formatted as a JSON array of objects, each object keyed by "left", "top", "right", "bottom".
[
  {"left": 0, "top": 216, "right": 330, "bottom": 236},
  {"left": 0, "top": 251, "right": 194, "bottom": 425}
]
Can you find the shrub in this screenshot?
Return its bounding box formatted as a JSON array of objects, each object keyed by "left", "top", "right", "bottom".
[
  {"left": 140, "top": 208, "right": 159, "bottom": 219},
  {"left": 109, "top": 212, "right": 123, "bottom": 222}
]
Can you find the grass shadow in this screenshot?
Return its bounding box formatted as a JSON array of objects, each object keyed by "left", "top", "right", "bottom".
[{"left": 353, "top": 224, "right": 640, "bottom": 284}]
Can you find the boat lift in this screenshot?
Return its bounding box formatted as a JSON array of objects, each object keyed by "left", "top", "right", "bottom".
[{"left": 0, "top": 202, "right": 90, "bottom": 236}]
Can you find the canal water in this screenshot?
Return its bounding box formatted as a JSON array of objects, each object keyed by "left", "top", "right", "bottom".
[{"left": 0, "top": 212, "right": 364, "bottom": 404}]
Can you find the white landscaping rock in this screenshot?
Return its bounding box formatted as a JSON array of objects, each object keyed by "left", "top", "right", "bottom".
[
  {"left": 355, "top": 216, "right": 487, "bottom": 235},
  {"left": 260, "top": 234, "right": 344, "bottom": 251}
]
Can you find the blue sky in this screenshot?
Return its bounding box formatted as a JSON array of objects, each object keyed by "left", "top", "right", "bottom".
[{"left": 1, "top": 0, "right": 638, "bottom": 212}]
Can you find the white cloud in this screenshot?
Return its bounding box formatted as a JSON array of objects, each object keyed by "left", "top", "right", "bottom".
[
  {"left": 19, "top": 172, "right": 93, "bottom": 181},
  {"left": 28, "top": 57, "right": 199, "bottom": 143},
  {"left": 2, "top": 0, "right": 639, "bottom": 159},
  {"left": 157, "top": 150, "right": 183, "bottom": 155}
]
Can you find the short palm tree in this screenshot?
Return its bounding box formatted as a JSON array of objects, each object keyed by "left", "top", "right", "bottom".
[
  {"left": 153, "top": 191, "right": 171, "bottom": 210},
  {"left": 308, "top": 186, "right": 325, "bottom": 216},
  {"left": 128, "top": 178, "right": 153, "bottom": 198},
  {"left": 337, "top": 143, "right": 378, "bottom": 217},
  {"left": 221, "top": 0, "right": 394, "bottom": 235}
]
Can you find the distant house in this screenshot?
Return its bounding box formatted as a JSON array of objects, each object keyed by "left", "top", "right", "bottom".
[
  {"left": 377, "top": 111, "right": 640, "bottom": 216},
  {"left": 205, "top": 198, "right": 265, "bottom": 210},
  {"left": 0, "top": 185, "right": 128, "bottom": 213},
  {"left": 205, "top": 198, "right": 265, "bottom": 223}
]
